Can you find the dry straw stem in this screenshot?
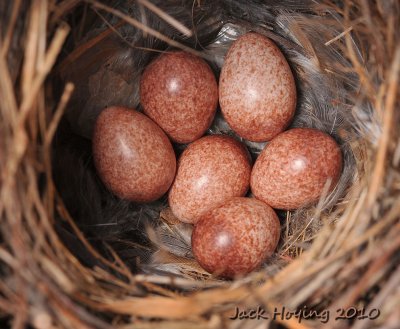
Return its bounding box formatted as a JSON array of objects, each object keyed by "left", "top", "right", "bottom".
[
  {"left": 136, "top": 0, "right": 193, "bottom": 37},
  {"left": 58, "top": 0, "right": 195, "bottom": 74},
  {"left": 0, "top": 0, "right": 400, "bottom": 328},
  {"left": 86, "top": 0, "right": 205, "bottom": 58}
]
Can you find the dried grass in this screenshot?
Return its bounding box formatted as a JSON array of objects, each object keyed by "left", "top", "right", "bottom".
[{"left": 0, "top": 0, "right": 399, "bottom": 328}]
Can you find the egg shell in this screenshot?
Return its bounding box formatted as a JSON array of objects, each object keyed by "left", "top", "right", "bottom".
[
  {"left": 93, "top": 106, "right": 176, "bottom": 203},
  {"left": 251, "top": 128, "right": 342, "bottom": 209},
  {"left": 192, "top": 197, "right": 280, "bottom": 278},
  {"left": 140, "top": 51, "right": 218, "bottom": 144},
  {"left": 219, "top": 32, "right": 297, "bottom": 142},
  {"left": 169, "top": 135, "right": 251, "bottom": 224}
]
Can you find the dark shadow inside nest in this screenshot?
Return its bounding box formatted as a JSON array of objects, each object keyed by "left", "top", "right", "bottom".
[{"left": 51, "top": 0, "right": 358, "bottom": 279}]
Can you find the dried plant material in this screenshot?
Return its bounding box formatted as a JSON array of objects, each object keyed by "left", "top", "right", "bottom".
[{"left": 137, "top": 0, "right": 193, "bottom": 37}]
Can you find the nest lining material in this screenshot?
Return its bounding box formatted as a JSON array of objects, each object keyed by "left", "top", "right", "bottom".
[
  {"left": 0, "top": 0, "right": 399, "bottom": 328},
  {"left": 58, "top": 1, "right": 358, "bottom": 275}
]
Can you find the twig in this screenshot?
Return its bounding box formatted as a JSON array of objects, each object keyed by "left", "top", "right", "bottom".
[
  {"left": 325, "top": 26, "right": 353, "bottom": 46},
  {"left": 44, "top": 83, "right": 74, "bottom": 146},
  {"left": 137, "top": 0, "right": 192, "bottom": 37},
  {"left": 0, "top": 0, "right": 22, "bottom": 59},
  {"left": 366, "top": 46, "right": 400, "bottom": 207},
  {"left": 352, "top": 265, "right": 400, "bottom": 329},
  {"left": 19, "top": 23, "right": 70, "bottom": 124},
  {"left": 50, "top": 0, "right": 81, "bottom": 24},
  {"left": 58, "top": 20, "right": 124, "bottom": 75},
  {"left": 86, "top": 0, "right": 206, "bottom": 59},
  {"left": 91, "top": 8, "right": 168, "bottom": 54}
]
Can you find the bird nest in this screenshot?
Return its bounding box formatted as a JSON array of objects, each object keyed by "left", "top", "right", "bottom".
[{"left": 0, "top": 0, "right": 399, "bottom": 328}]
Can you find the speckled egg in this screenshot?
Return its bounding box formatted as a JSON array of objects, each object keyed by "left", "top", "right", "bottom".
[
  {"left": 140, "top": 51, "right": 218, "bottom": 143},
  {"left": 169, "top": 135, "right": 251, "bottom": 224},
  {"left": 192, "top": 197, "right": 280, "bottom": 278},
  {"left": 219, "top": 32, "right": 297, "bottom": 142},
  {"left": 251, "top": 128, "right": 342, "bottom": 209},
  {"left": 93, "top": 106, "right": 176, "bottom": 203}
]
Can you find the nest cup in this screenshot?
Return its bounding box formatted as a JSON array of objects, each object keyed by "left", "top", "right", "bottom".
[{"left": 0, "top": 1, "right": 399, "bottom": 328}]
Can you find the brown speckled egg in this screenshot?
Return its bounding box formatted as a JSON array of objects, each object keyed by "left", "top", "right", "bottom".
[
  {"left": 251, "top": 128, "right": 342, "bottom": 209},
  {"left": 169, "top": 135, "right": 251, "bottom": 224},
  {"left": 93, "top": 106, "right": 176, "bottom": 203},
  {"left": 219, "top": 32, "right": 297, "bottom": 142},
  {"left": 140, "top": 51, "right": 218, "bottom": 143},
  {"left": 192, "top": 197, "right": 280, "bottom": 278}
]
